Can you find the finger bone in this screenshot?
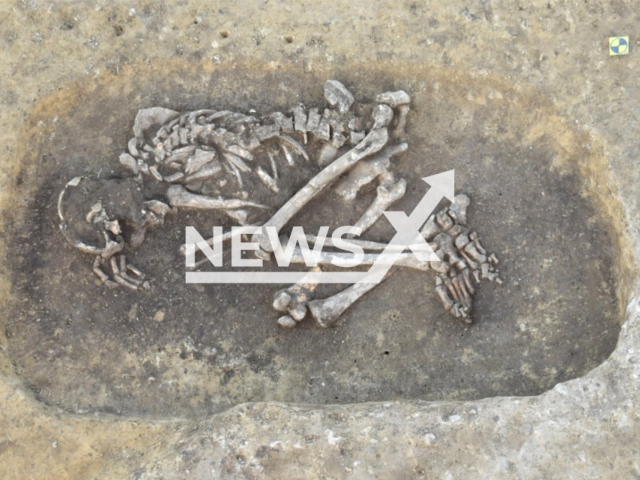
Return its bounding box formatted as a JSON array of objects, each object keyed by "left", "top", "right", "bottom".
[
  {"left": 126, "top": 263, "right": 146, "bottom": 279},
  {"left": 120, "top": 271, "right": 143, "bottom": 286},
  {"left": 435, "top": 277, "right": 455, "bottom": 311},
  {"left": 464, "top": 242, "right": 487, "bottom": 264},
  {"left": 470, "top": 232, "right": 487, "bottom": 255},
  {"left": 110, "top": 256, "right": 120, "bottom": 275},
  {"left": 93, "top": 267, "right": 109, "bottom": 283},
  {"left": 461, "top": 268, "right": 475, "bottom": 295},
  {"left": 114, "top": 274, "right": 138, "bottom": 291}
]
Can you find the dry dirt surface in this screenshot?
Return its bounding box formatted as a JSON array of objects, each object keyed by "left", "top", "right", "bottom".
[{"left": 0, "top": 1, "right": 639, "bottom": 479}]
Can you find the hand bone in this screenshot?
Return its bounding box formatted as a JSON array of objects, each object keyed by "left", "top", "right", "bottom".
[
  {"left": 93, "top": 254, "right": 148, "bottom": 291},
  {"left": 273, "top": 267, "right": 322, "bottom": 326}
]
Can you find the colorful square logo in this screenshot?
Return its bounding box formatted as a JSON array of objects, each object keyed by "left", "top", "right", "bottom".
[{"left": 609, "top": 36, "right": 630, "bottom": 56}]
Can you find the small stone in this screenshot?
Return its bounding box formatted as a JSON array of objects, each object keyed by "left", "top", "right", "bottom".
[
  {"left": 375, "top": 90, "right": 411, "bottom": 107},
  {"left": 154, "top": 310, "right": 165, "bottom": 322},
  {"left": 277, "top": 315, "right": 297, "bottom": 328},
  {"left": 324, "top": 80, "right": 355, "bottom": 114},
  {"left": 425, "top": 433, "right": 436, "bottom": 445}
]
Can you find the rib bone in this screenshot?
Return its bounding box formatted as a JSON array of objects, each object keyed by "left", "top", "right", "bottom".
[
  {"left": 256, "top": 167, "right": 280, "bottom": 193},
  {"left": 185, "top": 149, "right": 217, "bottom": 174},
  {"left": 166, "top": 185, "right": 267, "bottom": 210}
]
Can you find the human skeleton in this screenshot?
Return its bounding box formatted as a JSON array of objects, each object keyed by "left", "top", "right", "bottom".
[{"left": 58, "top": 80, "right": 501, "bottom": 328}]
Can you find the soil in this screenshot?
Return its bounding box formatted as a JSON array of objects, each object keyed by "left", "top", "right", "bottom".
[{"left": 4, "top": 64, "right": 620, "bottom": 416}]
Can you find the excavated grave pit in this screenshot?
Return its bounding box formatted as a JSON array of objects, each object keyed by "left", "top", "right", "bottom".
[{"left": 2, "top": 62, "right": 628, "bottom": 417}]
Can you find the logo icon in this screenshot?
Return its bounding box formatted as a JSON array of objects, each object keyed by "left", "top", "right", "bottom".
[{"left": 184, "top": 170, "right": 453, "bottom": 284}]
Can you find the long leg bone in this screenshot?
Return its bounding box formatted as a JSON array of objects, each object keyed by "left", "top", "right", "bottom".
[
  {"left": 286, "top": 248, "right": 431, "bottom": 271},
  {"left": 307, "top": 275, "right": 390, "bottom": 328},
  {"left": 304, "top": 234, "right": 435, "bottom": 252}
]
